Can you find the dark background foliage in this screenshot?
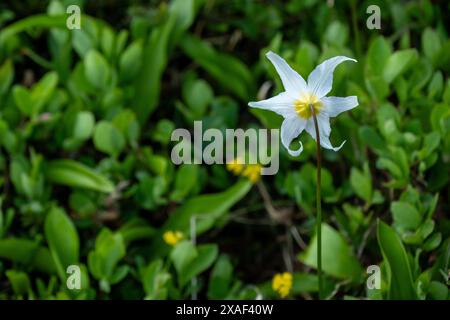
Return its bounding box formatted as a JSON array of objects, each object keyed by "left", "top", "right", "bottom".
[{"left": 0, "top": 0, "right": 448, "bottom": 299}]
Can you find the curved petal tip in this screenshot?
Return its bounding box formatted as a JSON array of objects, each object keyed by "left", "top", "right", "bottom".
[{"left": 287, "top": 142, "right": 304, "bottom": 157}]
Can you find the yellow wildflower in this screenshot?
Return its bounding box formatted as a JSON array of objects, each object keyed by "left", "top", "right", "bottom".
[
  {"left": 163, "top": 230, "right": 183, "bottom": 246},
  {"left": 226, "top": 158, "right": 245, "bottom": 175},
  {"left": 272, "top": 272, "right": 293, "bottom": 298},
  {"left": 226, "top": 158, "right": 262, "bottom": 183},
  {"left": 242, "top": 163, "right": 262, "bottom": 183}
]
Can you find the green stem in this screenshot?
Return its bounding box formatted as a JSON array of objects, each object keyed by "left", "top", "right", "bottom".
[{"left": 310, "top": 104, "right": 323, "bottom": 299}]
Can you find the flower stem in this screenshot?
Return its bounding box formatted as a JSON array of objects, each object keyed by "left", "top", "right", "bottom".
[{"left": 310, "top": 104, "right": 323, "bottom": 299}]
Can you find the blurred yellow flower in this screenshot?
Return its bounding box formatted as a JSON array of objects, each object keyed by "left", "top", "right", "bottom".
[
  {"left": 272, "top": 272, "right": 293, "bottom": 298},
  {"left": 226, "top": 158, "right": 245, "bottom": 175},
  {"left": 242, "top": 163, "right": 262, "bottom": 183},
  {"left": 226, "top": 158, "right": 261, "bottom": 183},
  {"left": 163, "top": 230, "right": 183, "bottom": 246}
]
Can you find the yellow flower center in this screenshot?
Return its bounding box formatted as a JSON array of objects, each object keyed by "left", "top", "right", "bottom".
[
  {"left": 294, "top": 94, "right": 322, "bottom": 119},
  {"left": 272, "top": 272, "right": 293, "bottom": 298},
  {"left": 163, "top": 230, "right": 183, "bottom": 246}
]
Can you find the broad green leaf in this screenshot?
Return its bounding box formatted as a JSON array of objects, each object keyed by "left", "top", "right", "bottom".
[
  {"left": 350, "top": 163, "right": 372, "bottom": 203},
  {"left": 45, "top": 207, "right": 79, "bottom": 279},
  {"left": 427, "top": 281, "right": 448, "bottom": 300},
  {"left": 170, "top": 164, "right": 199, "bottom": 202},
  {"left": 13, "top": 86, "right": 33, "bottom": 116},
  {"left": 45, "top": 159, "right": 115, "bottom": 193},
  {"left": 73, "top": 111, "right": 95, "bottom": 140},
  {"left": 180, "top": 34, "right": 254, "bottom": 100},
  {"left": 31, "top": 71, "right": 58, "bottom": 113},
  {"left": 93, "top": 121, "right": 125, "bottom": 157},
  {"left": 180, "top": 244, "right": 218, "bottom": 286},
  {"left": 0, "top": 238, "right": 55, "bottom": 274},
  {"left": 118, "top": 218, "right": 156, "bottom": 245},
  {"left": 377, "top": 220, "right": 417, "bottom": 299},
  {"left": 88, "top": 229, "right": 126, "bottom": 282},
  {"left": 208, "top": 255, "right": 233, "bottom": 299},
  {"left": 6, "top": 270, "right": 30, "bottom": 296},
  {"left": 366, "top": 36, "right": 391, "bottom": 77},
  {"left": 299, "top": 223, "right": 363, "bottom": 282},
  {"left": 183, "top": 78, "right": 214, "bottom": 117},
  {"left": 141, "top": 259, "right": 171, "bottom": 299},
  {"left": 150, "top": 180, "right": 252, "bottom": 257},
  {"left": 391, "top": 201, "right": 421, "bottom": 230},
  {"left": 422, "top": 28, "right": 441, "bottom": 65},
  {"left": 383, "top": 49, "right": 418, "bottom": 83},
  {"left": 84, "top": 50, "right": 111, "bottom": 89},
  {"left": 170, "top": 241, "right": 197, "bottom": 276},
  {"left": 358, "top": 126, "right": 386, "bottom": 155},
  {"left": 119, "top": 40, "right": 143, "bottom": 82}
]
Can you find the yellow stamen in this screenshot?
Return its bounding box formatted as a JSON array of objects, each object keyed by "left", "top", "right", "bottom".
[{"left": 294, "top": 94, "right": 322, "bottom": 119}]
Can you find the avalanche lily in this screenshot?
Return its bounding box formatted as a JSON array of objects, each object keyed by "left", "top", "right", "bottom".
[
  {"left": 249, "top": 51, "right": 358, "bottom": 300},
  {"left": 249, "top": 51, "right": 358, "bottom": 156}
]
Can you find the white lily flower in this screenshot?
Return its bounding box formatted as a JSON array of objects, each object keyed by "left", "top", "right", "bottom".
[{"left": 249, "top": 51, "right": 358, "bottom": 156}]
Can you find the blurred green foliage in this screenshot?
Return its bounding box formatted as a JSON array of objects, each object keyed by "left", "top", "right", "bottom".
[{"left": 0, "top": 0, "right": 449, "bottom": 300}]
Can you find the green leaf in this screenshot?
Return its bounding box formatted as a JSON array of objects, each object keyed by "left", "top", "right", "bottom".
[
  {"left": 366, "top": 36, "right": 391, "bottom": 77},
  {"left": 170, "top": 164, "right": 199, "bottom": 202},
  {"left": 299, "top": 223, "right": 363, "bottom": 282},
  {"left": 170, "top": 241, "right": 198, "bottom": 277},
  {"left": 423, "top": 232, "right": 442, "bottom": 251},
  {"left": 391, "top": 201, "right": 421, "bottom": 230},
  {"left": 179, "top": 243, "right": 218, "bottom": 287},
  {"left": 207, "top": 255, "right": 233, "bottom": 299},
  {"left": 422, "top": 28, "right": 441, "bottom": 65},
  {"left": 180, "top": 34, "right": 254, "bottom": 100},
  {"left": 377, "top": 220, "right": 417, "bottom": 299},
  {"left": 358, "top": 126, "right": 386, "bottom": 155},
  {"left": 31, "top": 71, "right": 58, "bottom": 113},
  {"left": 132, "top": 0, "right": 200, "bottom": 124},
  {"left": 350, "top": 163, "right": 372, "bottom": 203},
  {"left": 13, "top": 86, "right": 33, "bottom": 116},
  {"left": 150, "top": 180, "right": 252, "bottom": 258},
  {"left": 45, "top": 159, "right": 115, "bottom": 193},
  {"left": 183, "top": 78, "right": 214, "bottom": 117},
  {"left": 0, "top": 238, "right": 56, "bottom": 274},
  {"left": 119, "top": 40, "right": 143, "bottom": 82},
  {"left": 118, "top": 218, "right": 156, "bottom": 245},
  {"left": 84, "top": 50, "right": 111, "bottom": 89},
  {"left": 427, "top": 281, "right": 448, "bottom": 300},
  {"left": 73, "top": 111, "right": 95, "bottom": 140},
  {"left": 418, "top": 131, "right": 440, "bottom": 160},
  {"left": 6, "top": 270, "right": 31, "bottom": 296},
  {"left": 0, "top": 14, "right": 67, "bottom": 47},
  {"left": 141, "top": 259, "right": 171, "bottom": 299},
  {"left": 88, "top": 229, "right": 126, "bottom": 283},
  {"left": 93, "top": 121, "right": 125, "bottom": 157},
  {"left": 0, "top": 59, "right": 13, "bottom": 95},
  {"left": 45, "top": 207, "right": 79, "bottom": 279},
  {"left": 383, "top": 49, "right": 418, "bottom": 83}
]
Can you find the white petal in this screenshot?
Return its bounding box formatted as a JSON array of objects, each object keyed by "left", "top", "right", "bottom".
[
  {"left": 321, "top": 96, "right": 358, "bottom": 117},
  {"left": 248, "top": 92, "right": 296, "bottom": 118},
  {"left": 281, "top": 116, "right": 306, "bottom": 156},
  {"left": 307, "top": 56, "right": 357, "bottom": 98},
  {"left": 266, "top": 51, "right": 308, "bottom": 96},
  {"left": 305, "top": 114, "right": 345, "bottom": 151}
]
